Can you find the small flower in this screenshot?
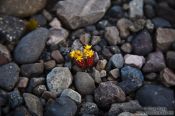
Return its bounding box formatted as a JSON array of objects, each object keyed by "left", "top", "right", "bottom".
[
  {"left": 70, "top": 51, "right": 76, "bottom": 58},
  {"left": 84, "top": 45, "right": 92, "bottom": 50}
]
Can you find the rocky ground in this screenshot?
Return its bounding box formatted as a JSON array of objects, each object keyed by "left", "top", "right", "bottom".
[{"left": 0, "top": 0, "right": 175, "bottom": 116}]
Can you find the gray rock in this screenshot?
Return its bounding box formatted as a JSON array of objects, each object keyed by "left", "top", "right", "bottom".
[
  {"left": 71, "top": 39, "right": 83, "bottom": 50},
  {"left": 91, "top": 36, "right": 101, "bottom": 45},
  {"left": 51, "top": 50, "right": 64, "bottom": 64},
  {"left": 61, "top": 89, "right": 81, "bottom": 104},
  {"left": 79, "top": 33, "right": 91, "bottom": 45},
  {"left": 49, "top": 18, "right": 61, "bottom": 29},
  {"left": 129, "top": 19, "right": 146, "bottom": 32},
  {"left": 13, "top": 106, "right": 31, "bottom": 116},
  {"left": 110, "top": 54, "right": 124, "bottom": 68},
  {"left": 0, "top": 16, "right": 25, "bottom": 43},
  {"left": 166, "top": 51, "right": 175, "bottom": 70},
  {"left": 33, "top": 85, "right": 47, "bottom": 96},
  {"left": 121, "top": 43, "right": 132, "bottom": 54},
  {"left": 143, "top": 51, "right": 166, "bottom": 73},
  {"left": 0, "top": 0, "right": 47, "bottom": 17},
  {"left": 0, "top": 44, "right": 11, "bottom": 65},
  {"left": 56, "top": 0, "right": 111, "bottom": 29},
  {"left": 14, "top": 28, "right": 49, "bottom": 64},
  {"left": 74, "top": 72, "right": 95, "bottom": 95},
  {"left": 96, "top": 59, "right": 107, "bottom": 71},
  {"left": 80, "top": 102, "right": 99, "bottom": 115},
  {"left": 0, "top": 63, "right": 20, "bottom": 91},
  {"left": 27, "top": 77, "right": 45, "bottom": 92},
  {"left": 46, "top": 67, "right": 72, "bottom": 95},
  {"left": 109, "top": 68, "right": 120, "bottom": 79},
  {"left": 23, "top": 93, "right": 43, "bottom": 116},
  {"left": 8, "top": 90, "right": 23, "bottom": 108},
  {"left": 129, "top": 0, "right": 143, "bottom": 18},
  {"left": 17, "top": 77, "right": 29, "bottom": 89},
  {"left": 94, "top": 82, "right": 126, "bottom": 109},
  {"left": 152, "top": 18, "right": 171, "bottom": 28},
  {"left": 105, "top": 26, "right": 121, "bottom": 45}
]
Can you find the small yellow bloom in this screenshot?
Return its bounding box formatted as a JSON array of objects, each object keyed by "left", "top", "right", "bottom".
[
  {"left": 76, "top": 56, "right": 83, "bottom": 62},
  {"left": 70, "top": 51, "right": 76, "bottom": 58},
  {"left": 84, "top": 45, "right": 92, "bottom": 50}
]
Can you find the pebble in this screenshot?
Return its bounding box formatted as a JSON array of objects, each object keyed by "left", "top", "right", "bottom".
[
  {"left": 12, "top": 106, "right": 31, "bottom": 116},
  {"left": 42, "top": 91, "right": 57, "bottom": 100},
  {"left": 121, "top": 43, "right": 132, "bottom": 53},
  {"left": 17, "top": 77, "right": 29, "bottom": 89},
  {"left": 79, "top": 33, "right": 91, "bottom": 45},
  {"left": 145, "top": 19, "right": 154, "bottom": 30},
  {"left": 96, "top": 59, "right": 107, "bottom": 71},
  {"left": 0, "top": 63, "right": 20, "bottom": 91},
  {"left": 71, "top": 39, "right": 83, "bottom": 50},
  {"left": 94, "top": 82, "right": 126, "bottom": 109},
  {"left": 166, "top": 51, "right": 175, "bottom": 70},
  {"left": 74, "top": 72, "right": 95, "bottom": 95},
  {"left": 14, "top": 28, "right": 49, "bottom": 64},
  {"left": 108, "top": 5, "right": 124, "bottom": 18},
  {"left": 143, "top": 51, "right": 166, "bottom": 73},
  {"left": 96, "top": 20, "right": 111, "bottom": 30},
  {"left": 110, "top": 54, "right": 124, "bottom": 68},
  {"left": 61, "top": 89, "right": 81, "bottom": 104},
  {"left": 49, "top": 18, "right": 62, "bottom": 29},
  {"left": 27, "top": 77, "right": 45, "bottom": 92},
  {"left": 124, "top": 54, "right": 145, "bottom": 68},
  {"left": 20, "top": 63, "right": 44, "bottom": 77},
  {"left": 109, "top": 46, "right": 121, "bottom": 54},
  {"left": 152, "top": 17, "right": 171, "bottom": 28},
  {"left": 32, "top": 14, "right": 47, "bottom": 26},
  {"left": 132, "top": 30, "right": 153, "bottom": 56},
  {"left": 129, "top": 19, "right": 146, "bottom": 32},
  {"left": 109, "top": 68, "right": 120, "bottom": 79},
  {"left": 144, "top": 4, "right": 155, "bottom": 18},
  {"left": 33, "top": 85, "right": 47, "bottom": 96},
  {"left": 105, "top": 26, "right": 121, "bottom": 45},
  {"left": 79, "top": 102, "right": 99, "bottom": 115},
  {"left": 44, "top": 60, "right": 56, "bottom": 70},
  {"left": 46, "top": 67, "right": 72, "bottom": 95},
  {"left": 145, "top": 73, "right": 157, "bottom": 80},
  {"left": 0, "top": 44, "right": 11, "bottom": 65},
  {"left": 42, "top": 9, "right": 53, "bottom": 21},
  {"left": 92, "top": 68, "right": 102, "bottom": 84},
  {"left": 91, "top": 36, "right": 101, "bottom": 45},
  {"left": 129, "top": 0, "right": 143, "bottom": 18},
  {"left": 8, "top": 90, "right": 23, "bottom": 108},
  {"left": 51, "top": 50, "right": 64, "bottom": 63},
  {"left": 23, "top": 93, "right": 43, "bottom": 116}
]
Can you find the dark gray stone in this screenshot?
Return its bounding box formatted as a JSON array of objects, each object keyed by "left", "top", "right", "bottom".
[
  {"left": 8, "top": 90, "right": 23, "bottom": 108},
  {"left": 79, "top": 102, "right": 99, "bottom": 115}
]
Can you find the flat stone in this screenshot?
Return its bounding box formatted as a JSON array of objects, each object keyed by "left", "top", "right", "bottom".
[
  {"left": 17, "top": 77, "right": 29, "bottom": 89},
  {"left": 129, "top": 0, "right": 143, "bottom": 18},
  {"left": 56, "top": 0, "right": 111, "bottom": 29}
]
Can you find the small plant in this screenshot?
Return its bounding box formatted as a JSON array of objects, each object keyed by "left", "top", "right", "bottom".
[
  {"left": 26, "top": 18, "right": 39, "bottom": 31},
  {"left": 70, "top": 45, "right": 95, "bottom": 69}
]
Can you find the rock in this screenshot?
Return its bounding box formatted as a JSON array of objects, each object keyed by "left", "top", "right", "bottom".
[
  {"left": 136, "top": 84, "right": 175, "bottom": 109},
  {"left": 17, "top": 77, "right": 29, "bottom": 89},
  {"left": 143, "top": 51, "right": 166, "bottom": 73},
  {"left": 49, "top": 18, "right": 62, "bottom": 29},
  {"left": 21, "top": 63, "right": 44, "bottom": 77},
  {"left": 13, "top": 106, "right": 31, "bottom": 116},
  {"left": 108, "top": 5, "right": 124, "bottom": 18},
  {"left": 44, "top": 60, "right": 56, "bottom": 70},
  {"left": 8, "top": 90, "right": 23, "bottom": 108},
  {"left": 109, "top": 68, "right": 120, "bottom": 79},
  {"left": 105, "top": 26, "right": 121, "bottom": 45},
  {"left": 152, "top": 18, "right": 171, "bottom": 28},
  {"left": 102, "top": 47, "right": 113, "bottom": 59},
  {"left": 145, "top": 19, "right": 154, "bottom": 30},
  {"left": 61, "top": 89, "right": 81, "bottom": 104},
  {"left": 46, "top": 67, "right": 72, "bottom": 95},
  {"left": 94, "top": 82, "right": 126, "bottom": 109},
  {"left": 0, "top": 63, "right": 20, "bottom": 91},
  {"left": 121, "top": 43, "right": 132, "bottom": 54},
  {"left": 74, "top": 72, "right": 95, "bottom": 95},
  {"left": 96, "top": 59, "right": 107, "bottom": 71},
  {"left": 27, "top": 77, "right": 45, "bottom": 92},
  {"left": 91, "top": 36, "right": 101, "bottom": 45},
  {"left": 45, "top": 96, "right": 77, "bottom": 116},
  {"left": 96, "top": 20, "right": 111, "bottom": 30},
  {"left": 129, "top": 19, "right": 146, "bottom": 32},
  {"left": 117, "top": 18, "right": 133, "bottom": 38},
  {"left": 33, "top": 85, "right": 47, "bottom": 96},
  {"left": 56, "top": 0, "right": 111, "bottom": 29},
  {"left": 42, "top": 9, "right": 53, "bottom": 21},
  {"left": 110, "top": 54, "right": 124, "bottom": 68},
  {"left": 109, "top": 46, "right": 121, "bottom": 54},
  {"left": 160, "top": 68, "right": 175, "bottom": 87},
  {"left": 0, "top": 44, "right": 11, "bottom": 65},
  {"left": 92, "top": 68, "right": 102, "bottom": 84},
  {"left": 71, "top": 39, "right": 83, "bottom": 50},
  {"left": 156, "top": 28, "right": 175, "bottom": 51},
  {"left": 144, "top": 4, "right": 155, "bottom": 18},
  {"left": 0, "top": 0, "right": 47, "bottom": 17},
  {"left": 14, "top": 28, "right": 49, "bottom": 64},
  {"left": 32, "top": 14, "right": 47, "bottom": 26},
  {"left": 23, "top": 93, "right": 43, "bottom": 116},
  {"left": 129, "top": 0, "right": 144, "bottom": 18},
  {"left": 79, "top": 33, "right": 91, "bottom": 45},
  {"left": 80, "top": 102, "right": 99, "bottom": 115},
  {"left": 47, "top": 28, "right": 69, "bottom": 46},
  {"left": 51, "top": 50, "right": 64, "bottom": 63},
  {"left": 132, "top": 30, "right": 153, "bottom": 56},
  {"left": 108, "top": 100, "right": 142, "bottom": 115},
  {"left": 145, "top": 73, "right": 157, "bottom": 80},
  {"left": 166, "top": 51, "right": 175, "bottom": 70},
  {"left": 124, "top": 54, "right": 145, "bottom": 68},
  {"left": 0, "top": 16, "right": 25, "bottom": 43}
]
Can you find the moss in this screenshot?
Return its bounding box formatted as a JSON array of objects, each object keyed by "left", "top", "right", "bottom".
[{"left": 26, "top": 18, "right": 39, "bottom": 31}]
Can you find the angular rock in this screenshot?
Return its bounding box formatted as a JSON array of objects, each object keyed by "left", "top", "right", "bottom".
[
  {"left": 56, "top": 0, "right": 111, "bottom": 29},
  {"left": 92, "top": 68, "right": 102, "bottom": 84},
  {"left": 46, "top": 67, "right": 72, "bottom": 95},
  {"left": 0, "top": 44, "right": 11, "bottom": 65},
  {"left": 110, "top": 54, "right": 124, "bottom": 68},
  {"left": 80, "top": 102, "right": 99, "bottom": 115},
  {"left": 8, "top": 90, "right": 23, "bottom": 108},
  {"left": 143, "top": 51, "right": 166, "bottom": 73},
  {"left": 91, "top": 36, "right": 101, "bottom": 45},
  {"left": 0, "top": 63, "right": 20, "bottom": 91},
  {"left": 41, "top": 91, "right": 57, "bottom": 100},
  {"left": 129, "top": 0, "right": 144, "bottom": 18},
  {"left": 23, "top": 93, "right": 43, "bottom": 116},
  {"left": 49, "top": 18, "right": 62, "bottom": 29},
  {"left": 129, "top": 19, "right": 146, "bottom": 32},
  {"left": 166, "top": 51, "right": 175, "bottom": 70},
  {"left": 109, "top": 68, "right": 120, "bottom": 79},
  {"left": 0, "top": 0, "right": 47, "bottom": 17},
  {"left": 21, "top": 63, "right": 44, "bottom": 77},
  {"left": 156, "top": 28, "right": 175, "bottom": 51},
  {"left": 74, "top": 72, "right": 95, "bottom": 95},
  {"left": 44, "top": 60, "right": 56, "bottom": 70},
  {"left": 124, "top": 54, "right": 145, "bottom": 68},
  {"left": 94, "top": 82, "right": 126, "bottom": 109},
  {"left": 105, "top": 26, "right": 121, "bottom": 45},
  {"left": 79, "top": 33, "right": 91, "bottom": 45},
  {"left": 14, "top": 28, "right": 49, "bottom": 64},
  {"left": 132, "top": 30, "right": 153, "bottom": 56},
  {"left": 96, "top": 59, "right": 107, "bottom": 71},
  {"left": 152, "top": 18, "right": 171, "bottom": 28}
]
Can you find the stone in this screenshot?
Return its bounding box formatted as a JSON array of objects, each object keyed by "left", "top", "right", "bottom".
[
  {"left": 152, "top": 18, "right": 171, "bottom": 28},
  {"left": 0, "top": 16, "right": 25, "bottom": 43},
  {"left": 41, "top": 91, "right": 57, "bottom": 100},
  {"left": 51, "top": 50, "right": 64, "bottom": 63},
  {"left": 108, "top": 100, "right": 143, "bottom": 115},
  {"left": 166, "top": 51, "right": 175, "bottom": 70},
  {"left": 145, "top": 19, "right": 154, "bottom": 30},
  {"left": 79, "top": 102, "right": 99, "bottom": 115},
  {"left": 102, "top": 47, "right": 113, "bottom": 59},
  {"left": 160, "top": 68, "right": 175, "bottom": 87},
  {"left": 143, "top": 51, "right": 166, "bottom": 73},
  {"left": 92, "top": 68, "right": 102, "bottom": 84},
  {"left": 71, "top": 39, "right": 83, "bottom": 50},
  {"left": 20, "top": 63, "right": 44, "bottom": 77},
  {"left": 0, "top": 44, "right": 11, "bottom": 65},
  {"left": 23, "top": 93, "right": 43, "bottom": 116},
  {"left": 0, "top": 0, "right": 47, "bottom": 17},
  {"left": 129, "top": 0, "right": 143, "bottom": 18},
  {"left": 74, "top": 72, "right": 95, "bottom": 95},
  {"left": 44, "top": 60, "right": 56, "bottom": 70},
  {"left": 45, "top": 96, "right": 77, "bottom": 116},
  {"left": 56, "top": 0, "right": 111, "bottom": 29},
  {"left": 144, "top": 4, "right": 155, "bottom": 18},
  {"left": 121, "top": 43, "right": 132, "bottom": 53},
  {"left": 14, "top": 28, "right": 49, "bottom": 64},
  {"left": 124, "top": 54, "right": 145, "bottom": 68},
  {"left": 96, "top": 20, "right": 111, "bottom": 30},
  {"left": 136, "top": 84, "right": 175, "bottom": 110},
  {"left": 129, "top": 19, "right": 146, "bottom": 32},
  {"left": 33, "top": 85, "right": 47, "bottom": 96},
  {"left": 32, "top": 14, "right": 47, "bottom": 26},
  {"left": 42, "top": 9, "right": 53, "bottom": 21},
  {"left": 96, "top": 59, "right": 107, "bottom": 71},
  {"left": 145, "top": 73, "right": 157, "bottom": 80},
  {"left": 0, "top": 63, "right": 20, "bottom": 91},
  {"left": 94, "top": 82, "right": 126, "bottom": 109},
  {"left": 105, "top": 26, "right": 121, "bottom": 45},
  {"left": 17, "top": 77, "right": 29, "bottom": 89},
  {"left": 49, "top": 18, "right": 62, "bottom": 29},
  {"left": 109, "top": 46, "right": 121, "bottom": 54},
  {"left": 46, "top": 67, "right": 72, "bottom": 95},
  {"left": 47, "top": 28, "right": 69, "bottom": 46},
  {"left": 91, "top": 36, "right": 101, "bottom": 45},
  {"left": 109, "top": 68, "right": 120, "bottom": 79},
  {"left": 117, "top": 18, "right": 133, "bottom": 38},
  {"left": 8, "top": 90, "right": 23, "bottom": 108},
  {"left": 13, "top": 106, "right": 31, "bottom": 116},
  {"left": 156, "top": 28, "right": 175, "bottom": 51},
  {"left": 131, "top": 30, "right": 153, "bottom": 56},
  {"left": 27, "top": 77, "right": 45, "bottom": 92},
  {"left": 117, "top": 112, "right": 134, "bottom": 116},
  {"left": 110, "top": 54, "right": 124, "bottom": 68},
  {"left": 61, "top": 89, "right": 81, "bottom": 104},
  {"left": 79, "top": 33, "right": 91, "bottom": 45}
]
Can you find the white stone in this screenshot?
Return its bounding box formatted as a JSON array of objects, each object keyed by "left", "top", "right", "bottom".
[
  {"left": 129, "top": 0, "right": 143, "bottom": 18},
  {"left": 49, "top": 18, "right": 62, "bottom": 29}
]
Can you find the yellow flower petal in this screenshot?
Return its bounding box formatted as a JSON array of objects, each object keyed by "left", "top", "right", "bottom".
[{"left": 84, "top": 45, "right": 92, "bottom": 50}]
